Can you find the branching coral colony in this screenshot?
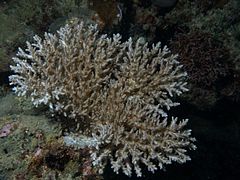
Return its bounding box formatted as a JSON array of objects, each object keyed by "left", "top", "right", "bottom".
[{"left": 9, "top": 21, "right": 196, "bottom": 177}]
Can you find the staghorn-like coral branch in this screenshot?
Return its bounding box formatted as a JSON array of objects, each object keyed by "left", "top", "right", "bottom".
[{"left": 9, "top": 20, "right": 196, "bottom": 177}]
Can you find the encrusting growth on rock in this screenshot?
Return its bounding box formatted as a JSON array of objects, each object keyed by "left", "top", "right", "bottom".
[{"left": 9, "top": 20, "right": 196, "bottom": 177}]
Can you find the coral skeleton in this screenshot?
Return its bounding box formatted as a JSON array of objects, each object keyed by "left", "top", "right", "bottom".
[{"left": 9, "top": 21, "right": 196, "bottom": 177}]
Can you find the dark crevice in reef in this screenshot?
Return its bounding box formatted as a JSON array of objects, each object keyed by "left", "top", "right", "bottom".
[
  {"left": 44, "top": 149, "right": 71, "bottom": 171},
  {"left": 0, "top": 71, "right": 11, "bottom": 86}
]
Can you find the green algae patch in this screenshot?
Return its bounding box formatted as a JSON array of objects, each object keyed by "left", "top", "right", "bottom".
[{"left": 0, "top": 92, "right": 61, "bottom": 179}]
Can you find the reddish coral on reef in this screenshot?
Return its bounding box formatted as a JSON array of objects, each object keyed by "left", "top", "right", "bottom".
[
  {"left": 88, "top": 0, "right": 120, "bottom": 29},
  {"left": 170, "top": 30, "right": 230, "bottom": 88},
  {"left": 24, "top": 140, "right": 100, "bottom": 179},
  {"left": 0, "top": 123, "right": 14, "bottom": 138}
]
